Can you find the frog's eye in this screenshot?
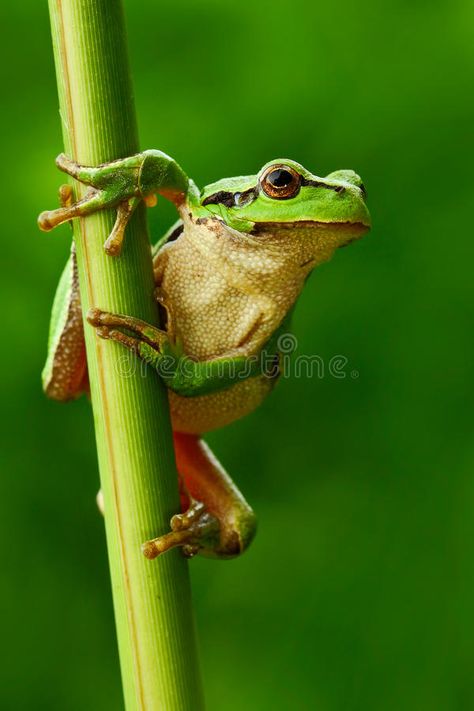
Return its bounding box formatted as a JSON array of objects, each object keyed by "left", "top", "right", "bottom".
[{"left": 260, "top": 164, "right": 301, "bottom": 200}]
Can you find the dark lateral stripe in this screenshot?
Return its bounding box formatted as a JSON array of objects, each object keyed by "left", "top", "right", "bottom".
[
  {"left": 167, "top": 222, "right": 184, "bottom": 242},
  {"left": 202, "top": 176, "right": 344, "bottom": 207},
  {"left": 202, "top": 186, "right": 257, "bottom": 207},
  {"left": 202, "top": 190, "right": 237, "bottom": 207}
]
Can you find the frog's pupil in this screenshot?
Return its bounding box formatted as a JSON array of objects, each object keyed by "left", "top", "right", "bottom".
[{"left": 268, "top": 169, "right": 293, "bottom": 187}]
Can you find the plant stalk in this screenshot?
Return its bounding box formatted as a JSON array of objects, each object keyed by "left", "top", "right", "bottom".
[{"left": 46, "top": 1, "right": 204, "bottom": 708}]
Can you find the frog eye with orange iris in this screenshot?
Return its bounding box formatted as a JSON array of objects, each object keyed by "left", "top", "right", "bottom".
[{"left": 260, "top": 164, "right": 301, "bottom": 199}]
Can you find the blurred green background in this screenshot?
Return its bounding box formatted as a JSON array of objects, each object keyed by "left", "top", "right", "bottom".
[{"left": 1, "top": 0, "right": 473, "bottom": 709}]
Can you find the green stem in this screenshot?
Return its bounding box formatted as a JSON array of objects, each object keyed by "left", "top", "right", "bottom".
[{"left": 46, "top": 1, "right": 204, "bottom": 708}]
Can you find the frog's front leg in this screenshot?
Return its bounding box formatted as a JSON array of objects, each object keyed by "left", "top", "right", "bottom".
[
  {"left": 42, "top": 185, "right": 89, "bottom": 401},
  {"left": 38, "top": 150, "right": 189, "bottom": 256},
  {"left": 86, "top": 308, "right": 261, "bottom": 396},
  {"left": 38, "top": 155, "right": 140, "bottom": 256}
]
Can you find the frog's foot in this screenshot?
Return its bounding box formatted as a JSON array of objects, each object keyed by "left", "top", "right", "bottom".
[
  {"left": 39, "top": 192, "right": 140, "bottom": 257},
  {"left": 87, "top": 307, "right": 166, "bottom": 350},
  {"left": 38, "top": 185, "right": 108, "bottom": 231},
  {"left": 38, "top": 153, "right": 144, "bottom": 256},
  {"left": 142, "top": 499, "right": 221, "bottom": 560},
  {"left": 97, "top": 433, "right": 256, "bottom": 561},
  {"left": 95, "top": 486, "right": 211, "bottom": 559},
  {"left": 98, "top": 485, "right": 222, "bottom": 560},
  {"left": 147, "top": 432, "right": 258, "bottom": 561}
]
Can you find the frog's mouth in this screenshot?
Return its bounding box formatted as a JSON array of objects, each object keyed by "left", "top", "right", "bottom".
[
  {"left": 332, "top": 221, "right": 370, "bottom": 247},
  {"left": 251, "top": 220, "right": 370, "bottom": 245}
]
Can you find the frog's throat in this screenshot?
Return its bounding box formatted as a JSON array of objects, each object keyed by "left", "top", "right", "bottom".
[{"left": 179, "top": 216, "right": 282, "bottom": 323}]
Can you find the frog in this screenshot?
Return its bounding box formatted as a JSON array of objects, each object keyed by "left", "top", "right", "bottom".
[{"left": 38, "top": 150, "right": 370, "bottom": 560}]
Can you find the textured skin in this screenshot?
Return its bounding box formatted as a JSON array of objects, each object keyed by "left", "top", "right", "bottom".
[
  {"left": 42, "top": 245, "right": 87, "bottom": 400},
  {"left": 42, "top": 158, "right": 369, "bottom": 430},
  {"left": 40, "top": 155, "right": 370, "bottom": 558},
  {"left": 154, "top": 209, "right": 364, "bottom": 433}
]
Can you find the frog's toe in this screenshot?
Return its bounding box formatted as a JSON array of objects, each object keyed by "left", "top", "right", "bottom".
[
  {"left": 142, "top": 500, "right": 220, "bottom": 560},
  {"left": 103, "top": 198, "right": 140, "bottom": 256},
  {"left": 56, "top": 153, "right": 77, "bottom": 174},
  {"left": 86, "top": 307, "right": 107, "bottom": 327},
  {"left": 59, "top": 184, "right": 74, "bottom": 208},
  {"left": 38, "top": 209, "right": 60, "bottom": 231},
  {"left": 38, "top": 187, "right": 107, "bottom": 233},
  {"left": 55, "top": 153, "right": 97, "bottom": 186}
]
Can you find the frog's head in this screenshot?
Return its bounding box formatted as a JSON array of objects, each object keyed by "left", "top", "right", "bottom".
[{"left": 199, "top": 159, "right": 370, "bottom": 268}]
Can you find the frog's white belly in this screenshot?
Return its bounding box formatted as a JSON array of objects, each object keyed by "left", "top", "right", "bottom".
[
  {"left": 153, "top": 217, "right": 304, "bottom": 433},
  {"left": 156, "top": 234, "right": 274, "bottom": 432},
  {"left": 168, "top": 376, "right": 274, "bottom": 434},
  {"left": 157, "top": 232, "right": 277, "bottom": 360}
]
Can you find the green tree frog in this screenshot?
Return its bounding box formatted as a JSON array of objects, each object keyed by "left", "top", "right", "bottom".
[{"left": 38, "top": 150, "right": 370, "bottom": 560}]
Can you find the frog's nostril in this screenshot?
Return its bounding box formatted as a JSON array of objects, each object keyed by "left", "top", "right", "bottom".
[{"left": 359, "top": 183, "right": 367, "bottom": 198}]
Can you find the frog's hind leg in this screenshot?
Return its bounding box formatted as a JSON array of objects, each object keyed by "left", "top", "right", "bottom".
[
  {"left": 42, "top": 244, "right": 89, "bottom": 400},
  {"left": 142, "top": 433, "right": 257, "bottom": 560},
  {"left": 42, "top": 186, "right": 89, "bottom": 401}
]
